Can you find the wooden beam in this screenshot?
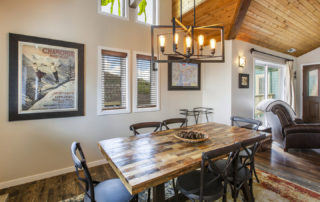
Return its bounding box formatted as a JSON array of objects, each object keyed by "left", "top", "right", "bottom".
[
  {"left": 228, "top": 0, "right": 252, "bottom": 39},
  {"left": 129, "top": 0, "right": 142, "bottom": 8}
]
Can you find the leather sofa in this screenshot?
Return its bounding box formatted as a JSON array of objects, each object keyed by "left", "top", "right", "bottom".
[{"left": 256, "top": 99, "right": 320, "bottom": 151}]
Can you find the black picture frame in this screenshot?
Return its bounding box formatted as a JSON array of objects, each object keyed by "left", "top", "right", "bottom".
[
  {"left": 168, "top": 57, "right": 201, "bottom": 90},
  {"left": 239, "top": 73, "right": 249, "bottom": 88},
  {"left": 9, "top": 33, "right": 85, "bottom": 121}
]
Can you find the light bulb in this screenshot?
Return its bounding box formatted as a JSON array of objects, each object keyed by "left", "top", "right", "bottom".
[
  {"left": 186, "top": 36, "right": 192, "bottom": 48},
  {"left": 159, "top": 35, "right": 165, "bottom": 47},
  {"left": 210, "top": 39, "right": 216, "bottom": 49},
  {"left": 174, "top": 33, "right": 179, "bottom": 45},
  {"left": 198, "top": 35, "right": 204, "bottom": 47}
]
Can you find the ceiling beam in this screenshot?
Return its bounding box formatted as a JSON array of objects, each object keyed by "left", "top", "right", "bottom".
[
  {"left": 129, "top": 0, "right": 142, "bottom": 8},
  {"left": 228, "top": 0, "right": 252, "bottom": 39}
]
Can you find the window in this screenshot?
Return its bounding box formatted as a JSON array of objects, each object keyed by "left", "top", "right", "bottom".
[
  {"left": 99, "top": 0, "right": 128, "bottom": 19},
  {"left": 254, "top": 60, "right": 285, "bottom": 124},
  {"left": 98, "top": 47, "right": 130, "bottom": 115},
  {"left": 137, "top": 0, "right": 157, "bottom": 25},
  {"left": 133, "top": 53, "right": 159, "bottom": 112}
]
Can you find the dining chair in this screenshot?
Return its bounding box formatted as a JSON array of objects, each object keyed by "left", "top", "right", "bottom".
[
  {"left": 231, "top": 116, "right": 262, "bottom": 183},
  {"left": 176, "top": 143, "right": 241, "bottom": 202},
  {"left": 231, "top": 116, "right": 262, "bottom": 131},
  {"left": 162, "top": 118, "right": 188, "bottom": 130},
  {"left": 129, "top": 122, "right": 162, "bottom": 136},
  {"left": 70, "top": 142, "right": 136, "bottom": 202},
  {"left": 211, "top": 135, "right": 266, "bottom": 202}
]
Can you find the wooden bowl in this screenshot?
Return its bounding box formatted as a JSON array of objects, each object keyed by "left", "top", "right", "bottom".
[{"left": 174, "top": 130, "right": 209, "bottom": 143}]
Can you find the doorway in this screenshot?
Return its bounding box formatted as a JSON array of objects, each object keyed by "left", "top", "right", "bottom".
[{"left": 303, "top": 64, "right": 320, "bottom": 122}]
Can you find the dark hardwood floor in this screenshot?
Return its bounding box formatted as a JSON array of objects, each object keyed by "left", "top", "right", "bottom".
[
  {"left": 0, "top": 143, "right": 319, "bottom": 201},
  {"left": 255, "top": 143, "right": 320, "bottom": 192}
]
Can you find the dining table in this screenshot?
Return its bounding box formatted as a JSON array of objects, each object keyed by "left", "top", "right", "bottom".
[{"left": 98, "top": 122, "right": 271, "bottom": 202}]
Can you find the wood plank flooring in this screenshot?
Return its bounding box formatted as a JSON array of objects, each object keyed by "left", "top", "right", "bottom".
[{"left": 0, "top": 143, "right": 319, "bottom": 201}]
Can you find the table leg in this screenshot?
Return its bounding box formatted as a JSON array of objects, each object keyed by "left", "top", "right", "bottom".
[{"left": 153, "top": 183, "right": 165, "bottom": 202}]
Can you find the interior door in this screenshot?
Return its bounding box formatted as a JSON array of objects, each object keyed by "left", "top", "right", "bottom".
[{"left": 303, "top": 65, "right": 320, "bottom": 122}]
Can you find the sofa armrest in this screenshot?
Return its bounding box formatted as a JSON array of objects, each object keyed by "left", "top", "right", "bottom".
[{"left": 284, "top": 124, "right": 320, "bottom": 135}]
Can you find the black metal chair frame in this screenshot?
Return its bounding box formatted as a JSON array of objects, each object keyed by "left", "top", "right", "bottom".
[
  {"left": 176, "top": 143, "right": 241, "bottom": 202},
  {"left": 162, "top": 118, "right": 188, "bottom": 130},
  {"left": 129, "top": 122, "right": 162, "bottom": 136},
  {"left": 231, "top": 116, "right": 262, "bottom": 130},
  {"left": 71, "top": 142, "right": 97, "bottom": 201},
  {"left": 71, "top": 142, "right": 136, "bottom": 202},
  {"left": 228, "top": 135, "right": 266, "bottom": 202}
]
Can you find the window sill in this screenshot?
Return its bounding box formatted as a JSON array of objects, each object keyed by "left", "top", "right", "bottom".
[
  {"left": 98, "top": 10, "right": 129, "bottom": 21},
  {"left": 97, "top": 108, "right": 131, "bottom": 115},
  {"left": 133, "top": 106, "right": 160, "bottom": 113}
]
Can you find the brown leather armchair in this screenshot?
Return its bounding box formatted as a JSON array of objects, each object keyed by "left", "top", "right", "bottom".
[{"left": 257, "top": 99, "right": 320, "bottom": 152}]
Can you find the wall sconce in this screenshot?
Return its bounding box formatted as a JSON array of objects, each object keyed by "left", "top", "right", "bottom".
[{"left": 239, "top": 56, "right": 246, "bottom": 67}]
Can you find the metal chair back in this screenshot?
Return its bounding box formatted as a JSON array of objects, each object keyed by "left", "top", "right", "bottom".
[
  {"left": 231, "top": 116, "right": 262, "bottom": 131},
  {"left": 162, "top": 118, "right": 187, "bottom": 130},
  {"left": 129, "top": 122, "right": 162, "bottom": 135},
  {"left": 199, "top": 143, "right": 241, "bottom": 202},
  {"left": 71, "top": 142, "right": 95, "bottom": 201}
]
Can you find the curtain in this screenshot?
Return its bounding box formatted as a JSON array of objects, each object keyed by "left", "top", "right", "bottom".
[{"left": 284, "top": 60, "right": 295, "bottom": 110}]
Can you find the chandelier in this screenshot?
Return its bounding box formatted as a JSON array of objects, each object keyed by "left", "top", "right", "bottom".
[{"left": 151, "top": 0, "right": 225, "bottom": 70}]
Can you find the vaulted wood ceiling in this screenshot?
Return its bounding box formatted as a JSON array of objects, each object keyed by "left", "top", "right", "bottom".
[{"left": 172, "top": 0, "right": 320, "bottom": 57}]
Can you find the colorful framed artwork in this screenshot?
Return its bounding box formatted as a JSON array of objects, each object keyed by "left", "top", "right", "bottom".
[
  {"left": 168, "top": 57, "right": 201, "bottom": 90},
  {"left": 239, "top": 73, "right": 249, "bottom": 88},
  {"left": 9, "top": 33, "right": 84, "bottom": 121}
]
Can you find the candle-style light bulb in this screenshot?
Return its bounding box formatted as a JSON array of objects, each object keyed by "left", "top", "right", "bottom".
[
  {"left": 198, "top": 35, "right": 204, "bottom": 51},
  {"left": 174, "top": 33, "right": 179, "bottom": 45},
  {"left": 186, "top": 36, "right": 192, "bottom": 48},
  {"left": 159, "top": 35, "right": 165, "bottom": 53},
  {"left": 210, "top": 38, "right": 216, "bottom": 55},
  {"left": 186, "top": 36, "right": 192, "bottom": 56}
]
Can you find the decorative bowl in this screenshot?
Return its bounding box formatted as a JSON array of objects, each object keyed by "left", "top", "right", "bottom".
[{"left": 174, "top": 130, "right": 209, "bottom": 143}]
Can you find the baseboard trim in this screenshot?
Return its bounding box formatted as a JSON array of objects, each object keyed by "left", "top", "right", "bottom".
[{"left": 0, "top": 159, "right": 107, "bottom": 190}]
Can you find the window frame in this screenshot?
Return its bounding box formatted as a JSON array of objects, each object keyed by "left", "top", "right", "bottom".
[
  {"left": 132, "top": 51, "right": 160, "bottom": 113},
  {"left": 97, "top": 46, "right": 131, "bottom": 115},
  {"left": 135, "top": 0, "right": 159, "bottom": 26},
  {"left": 97, "top": 0, "right": 129, "bottom": 21},
  {"left": 253, "top": 59, "right": 285, "bottom": 124}
]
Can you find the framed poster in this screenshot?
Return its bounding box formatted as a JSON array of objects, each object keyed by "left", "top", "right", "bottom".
[
  {"left": 239, "top": 73, "right": 249, "bottom": 88},
  {"left": 9, "top": 33, "right": 84, "bottom": 121},
  {"left": 168, "top": 57, "right": 201, "bottom": 90}
]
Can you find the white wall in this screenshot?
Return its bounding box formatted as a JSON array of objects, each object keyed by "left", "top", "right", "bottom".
[
  {"left": 0, "top": 0, "right": 204, "bottom": 184},
  {"left": 202, "top": 41, "right": 233, "bottom": 124},
  {"left": 296, "top": 47, "right": 320, "bottom": 118}
]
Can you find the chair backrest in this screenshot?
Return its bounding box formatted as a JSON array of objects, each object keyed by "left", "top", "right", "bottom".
[
  {"left": 199, "top": 143, "right": 241, "bottom": 202},
  {"left": 231, "top": 116, "right": 262, "bottom": 131},
  {"left": 240, "top": 134, "right": 266, "bottom": 168},
  {"left": 71, "top": 142, "right": 95, "bottom": 201},
  {"left": 129, "top": 122, "right": 162, "bottom": 136},
  {"left": 162, "top": 118, "right": 187, "bottom": 130}
]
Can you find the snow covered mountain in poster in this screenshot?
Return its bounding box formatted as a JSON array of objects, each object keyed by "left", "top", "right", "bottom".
[{"left": 19, "top": 42, "right": 77, "bottom": 113}]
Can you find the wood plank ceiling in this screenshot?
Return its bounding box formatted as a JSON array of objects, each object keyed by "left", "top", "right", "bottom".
[{"left": 172, "top": 0, "right": 320, "bottom": 57}]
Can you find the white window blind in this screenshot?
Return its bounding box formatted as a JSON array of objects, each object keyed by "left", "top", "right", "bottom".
[
  {"left": 100, "top": 49, "right": 128, "bottom": 111},
  {"left": 136, "top": 54, "right": 158, "bottom": 109}
]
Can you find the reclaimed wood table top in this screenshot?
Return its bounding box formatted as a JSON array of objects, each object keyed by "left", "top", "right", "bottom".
[{"left": 98, "top": 122, "right": 271, "bottom": 195}]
